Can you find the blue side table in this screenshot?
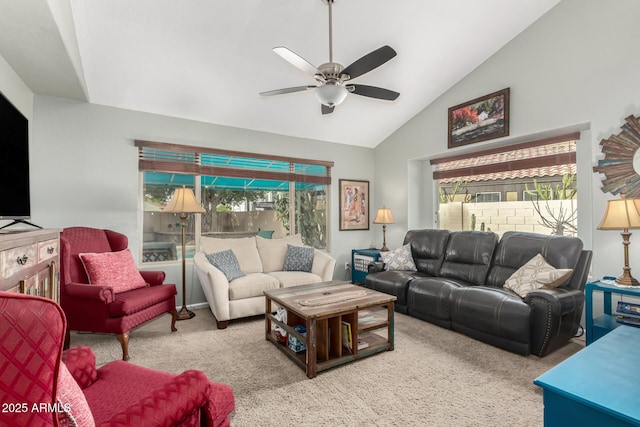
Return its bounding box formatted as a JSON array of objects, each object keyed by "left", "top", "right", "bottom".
[
  {"left": 351, "top": 249, "right": 381, "bottom": 284},
  {"left": 534, "top": 325, "right": 640, "bottom": 426},
  {"left": 585, "top": 280, "right": 640, "bottom": 345}
]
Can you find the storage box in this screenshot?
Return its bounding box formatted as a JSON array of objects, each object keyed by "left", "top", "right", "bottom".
[{"left": 288, "top": 325, "right": 307, "bottom": 352}]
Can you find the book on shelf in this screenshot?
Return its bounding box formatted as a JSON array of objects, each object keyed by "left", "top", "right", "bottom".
[
  {"left": 341, "top": 321, "right": 352, "bottom": 351},
  {"left": 616, "top": 315, "right": 640, "bottom": 327},
  {"left": 357, "top": 338, "right": 369, "bottom": 350},
  {"left": 616, "top": 301, "right": 640, "bottom": 317}
]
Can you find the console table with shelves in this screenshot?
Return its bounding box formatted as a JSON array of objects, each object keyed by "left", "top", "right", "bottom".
[
  {"left": 264, "top": 281, "right": 395, "bottom": 378},
  {"left": 0, "top": 229, "right": 60, "bottom": 302},
  {"left": 585, "top": 280, "right": 640, "bottom": 345}
]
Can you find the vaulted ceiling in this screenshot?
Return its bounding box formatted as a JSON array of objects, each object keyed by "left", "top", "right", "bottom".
[{"left": 0, "top": 0, "right": 560, "bottom": 147}]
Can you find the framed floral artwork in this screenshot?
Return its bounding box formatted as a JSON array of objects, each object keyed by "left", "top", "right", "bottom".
[
  {"left": 339, "top": 179, "right": 369, "bottom": 231},
  {"left": 448, "top": 88, "right": 510, "bottom": 148}
]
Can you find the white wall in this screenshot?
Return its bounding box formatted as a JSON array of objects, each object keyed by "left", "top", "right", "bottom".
[
  {"left": 374, "top": 0, "right": 640, "bottom": 285},
  {"left": 29, "top": 95, "right": 376, "bottom": 305},
  {"left": 0, "top": 54, "right": 32, "bottom": 120}
]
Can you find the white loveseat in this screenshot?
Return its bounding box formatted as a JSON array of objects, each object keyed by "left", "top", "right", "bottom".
[{"left": 194, "top": 234, "right": 336, "bottom": 328}]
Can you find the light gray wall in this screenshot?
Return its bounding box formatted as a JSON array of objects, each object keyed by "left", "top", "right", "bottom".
[
  {"left": 0, "top": 53, "right": 32, "bottom": 119},
  {"left": 374, "top": 0, "right": 640, "bottom": 285},
  {"left": 27, "top": 96, "right": 376, "bottom": 305}
]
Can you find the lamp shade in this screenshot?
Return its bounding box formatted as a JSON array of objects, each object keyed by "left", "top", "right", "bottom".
[
  {"left": 373, "top": 207, "right": 394, "bottom": 225},
  {"left": 162, "top": 186, "right": 205, "bottom": 214},
  {"left": 597, "top": 199, "right": 640, "bottom": 230},
  {"left": 315, "top": 83, "right": 348, "bottom": 107}
]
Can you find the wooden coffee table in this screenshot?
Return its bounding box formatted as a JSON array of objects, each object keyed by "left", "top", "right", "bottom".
[{"left": 264, "top": 280, "right": 396, "bottom": 378}]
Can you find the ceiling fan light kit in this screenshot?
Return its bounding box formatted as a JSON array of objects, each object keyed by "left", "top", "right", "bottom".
[{"left": 260, "top": 0, "right": 399, "bottom": 115}]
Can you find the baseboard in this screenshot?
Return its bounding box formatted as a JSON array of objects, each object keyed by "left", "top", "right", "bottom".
[{"left": 184, "top": 302, "right": 209, "bottom": 310}]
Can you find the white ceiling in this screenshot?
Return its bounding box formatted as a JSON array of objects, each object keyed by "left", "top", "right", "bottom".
[{"left": 0, "top": 0, "right": 561, "bottom": 148}]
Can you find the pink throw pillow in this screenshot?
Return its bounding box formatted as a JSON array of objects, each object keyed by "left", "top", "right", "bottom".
[
  {"left": 79, "top": 249, "right": 147, "bottom": 293},
  {"left": 57, "top": 362, "right": 95, "bottom": 427}
]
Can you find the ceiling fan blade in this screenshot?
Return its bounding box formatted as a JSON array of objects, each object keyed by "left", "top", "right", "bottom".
[
  {"left": 348, "top": 84, "right": 400, "bottom": 101},
  {"left": 321, "top": 104, "right": 335, "bottom": 115},
  {"left": 341, "top": 45, "right": 397, "bottom": 80},
  {"left": 273, "top": 47, "right": 323, "bottom": 78},
  {"left": 260, "top": 86, "right": 316, "bottom": 97}
]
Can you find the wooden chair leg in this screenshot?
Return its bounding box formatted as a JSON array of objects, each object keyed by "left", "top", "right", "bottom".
[
  {"left": 216, "top": 319, "right": 228, "bottom": 329},
  {"left": 116, "top": 333, "right": 130, "bottom": 361},
  {"left": 170, "top": 308, "right": 178, "bottom": 332}
]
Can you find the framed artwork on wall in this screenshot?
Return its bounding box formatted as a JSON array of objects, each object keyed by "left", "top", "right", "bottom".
[
  {"left": 339, "top": 179, "right": 369, "bottom": 231},
  {"left": 448, "top": 87, "right": 510, "bottom": 149}
]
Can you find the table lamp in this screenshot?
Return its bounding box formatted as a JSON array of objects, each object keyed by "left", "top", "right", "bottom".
[
  {"left": 373, "top": 207, "right": 394, "bottom": 251},
  {"left": 163, "top": 185, "right": 205, "bottom": 319},
  {"left": 597, "top": 198, "right": 640, "bottom": 286}
]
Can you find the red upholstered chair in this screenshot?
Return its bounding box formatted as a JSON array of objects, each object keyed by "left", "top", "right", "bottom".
[
  {"left": 0, "top": 292, "right": 235, "bottom": 427},
  {"left": 60, "top": 226, "right": 179, "bottom": 361}
]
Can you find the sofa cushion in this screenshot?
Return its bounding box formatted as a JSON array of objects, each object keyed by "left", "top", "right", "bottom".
[
  {"left": 267, "top": 271, "right": 323, "bottom": 287},
  {"left": 485, "top": 231, "right": 583, "bottom": 287},
  {"left": 403, "top": 229, "right": 450, "bottom": 275},
  {"left": 108, "top": 284, "right": 177, "bottom": 317},
  {"left": 200, "top": 236, "right": 263, "bottom": 274},
  {"left": 503, "top": 254, "right": 573, "bottom": 298},
  {"left": 206, "top": 249, "right": 245, "bottom": 282},
  {"left": 407, "top": 277, "right": 464, "bottom": 327},
  {"left": 57, "top": 362, "right": 95, "bottom": 427},
  {"left": 228, "top": 273, "right": 280, "bottom": 300},
  {"left": 256, "top": 234, "right": 304, "bottom": 273},
  {"left": 79, "top": 249, "right": 147, "bottom": 293},
  {"left": 380, "top": 244, "right": 417, "bottom": 271},
  {"left": 439, "top": 231, "right": 498, "bottom": 286},
  {"left": 284, "top": 244, "right": 315, "bottom": 272}
]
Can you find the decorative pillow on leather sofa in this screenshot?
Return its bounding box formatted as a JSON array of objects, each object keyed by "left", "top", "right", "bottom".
[
  {"left": 206, "top": 249, "right": 245, "bottom": 281},
  {"left": 503, "top": 253, "right": 573, "bottom": 298},
  {"left": 79, "top": 249, "right": 147, "bottom": 293},
  {"left": 381, "top": 244, "right": 417, "bottom": 271},
  {"left": 284, "top": 244, "right": 315, "bottom": 272}
]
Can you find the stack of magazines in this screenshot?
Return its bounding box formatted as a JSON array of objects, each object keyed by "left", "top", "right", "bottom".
[{"left": 615, "top": 301, "right": 640, "bottom": 327}]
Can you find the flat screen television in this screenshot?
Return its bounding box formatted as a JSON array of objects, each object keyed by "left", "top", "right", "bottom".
[{"left": 0, "top": 90, "right": 32, "bottom": 225}]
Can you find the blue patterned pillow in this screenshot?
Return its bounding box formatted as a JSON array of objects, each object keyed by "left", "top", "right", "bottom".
[
  {"left": 206, "top": 249, "right": 245, "bottom": 281},
  {"left": 381, "top": 244, "right": 417, "bottom": 271},
  {"left": 283, "top": 244, "right": 315, "bottom": 272}
]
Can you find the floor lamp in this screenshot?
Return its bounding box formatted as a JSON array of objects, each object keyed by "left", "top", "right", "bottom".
[
  {"left": 373, "top": 207, "right": 394, "bottom": 252},
  {"left": 597, "top": 198, "right": 640, "bottom": 286},
  {"left": 163, "top": 185, "right": 205, "bottom": 320}
]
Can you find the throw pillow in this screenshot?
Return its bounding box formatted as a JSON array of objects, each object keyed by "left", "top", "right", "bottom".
[
  {"left": 283, "top": 244, "right": 315, "bottom": 272},
  {"left": 503, "top": 253, "right": 573, "bottom": 298},
  {"left": 206, "top": 249, "right": 245, "bottom": 281},
  {"left": 79, "top": 249, "right": 147, "bottom": 293},
  {"left": 256, "top": 234, "right": 304, "bottom": 273},
  {"left": 380, "top": 244, "right": 417, "bottom": 271},
  {"left": 57, "top": 362, "right": 95, "bottom": 427}
]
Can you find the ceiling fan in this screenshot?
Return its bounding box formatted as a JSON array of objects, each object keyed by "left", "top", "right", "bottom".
[{"left": 259, "top": 0, "right": 400, "bottom": 115}]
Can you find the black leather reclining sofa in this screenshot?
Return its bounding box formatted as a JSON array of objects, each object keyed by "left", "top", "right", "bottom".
[{"left": 365, "top": 230, "right": 593, "bottom": 357}]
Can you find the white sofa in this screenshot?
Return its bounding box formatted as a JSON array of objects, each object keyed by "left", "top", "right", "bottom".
[{"left": 194, "top": 234, "right": 336, "bottom": 328}]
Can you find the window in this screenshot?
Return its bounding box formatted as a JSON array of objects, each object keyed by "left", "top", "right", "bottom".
[
  {"left": 432, "top": 134, "right": 578, "bottom": 236},
  {"left": 137, "top": 141, "right": 333, "bottom": 263},
  {"left": 476, "top": 192, "right": 501, "bottom": 203}
]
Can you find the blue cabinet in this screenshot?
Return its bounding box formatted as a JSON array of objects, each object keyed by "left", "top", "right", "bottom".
[{"left": 351, "top": 249, "right": 381, "bottom": 284}]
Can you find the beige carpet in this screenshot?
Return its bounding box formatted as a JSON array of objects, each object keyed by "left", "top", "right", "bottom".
[{"left": 69, "top": 308, "right": 583, "bottom": 426}]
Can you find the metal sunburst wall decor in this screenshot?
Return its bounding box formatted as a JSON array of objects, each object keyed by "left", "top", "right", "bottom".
[{"left": 593, "top": 114, "right": 640, "bottom": 198}]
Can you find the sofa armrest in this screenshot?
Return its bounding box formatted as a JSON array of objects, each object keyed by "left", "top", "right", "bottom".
[
  {"left": 63, "top": 282, "right": 114, "bottom": 303},
  {"left": 525, "top": 287, "right": 585, "bottom": 357},
  {"left": 311, "top": 250, "right": 336, "bottom": 281},
  {"left": 61, "top": 346, "right": 98, "bottom": 389},
  {"left": 105, "top": 370, "right": 209, "bottom": 427},
  {"left": 140, "top": 270, "right": 166, "bottom": 286},
  {"left": 368, "top": 262, "right": 385, "bottom": 274},
  {"left": 194, "top": 252, "right": 231, "bottom": 322}
]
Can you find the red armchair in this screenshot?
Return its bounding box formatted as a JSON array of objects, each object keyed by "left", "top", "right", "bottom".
[
  {"left": 0, "top": 292, "right": 235, "bottom": 427},
  {"left": 60, "top": 226, "right": 179, "bottom": 361}
]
